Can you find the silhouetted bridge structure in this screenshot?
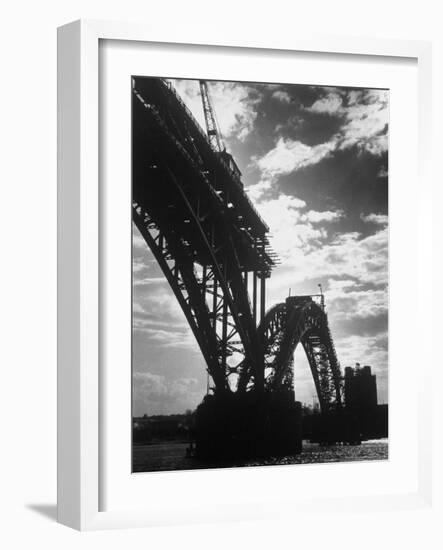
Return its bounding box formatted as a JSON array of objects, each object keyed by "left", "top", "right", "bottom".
[{"left": 133, "top": 77, "right": 350, "bottom": 457}]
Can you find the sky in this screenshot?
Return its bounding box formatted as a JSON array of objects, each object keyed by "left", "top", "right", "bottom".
[{"left": 132, "top": 78, "right": 389, "bottom": 416}]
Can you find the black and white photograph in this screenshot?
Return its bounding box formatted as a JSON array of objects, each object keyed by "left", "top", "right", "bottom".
[{"left": 131, "top": 76, "right": 389, "bottom": 473}]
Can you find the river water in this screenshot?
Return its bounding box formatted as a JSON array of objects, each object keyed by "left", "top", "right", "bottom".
[
  {"left": 244, "top": 439, "right": 388, "bottom": 467},
  {"left": 133, "top": 439, "right": 388, "bottom": 473}
]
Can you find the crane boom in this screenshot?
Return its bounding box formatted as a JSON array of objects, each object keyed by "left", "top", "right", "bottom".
[{"left": 199, "top": 80, "right": 225, "bottom": 153}]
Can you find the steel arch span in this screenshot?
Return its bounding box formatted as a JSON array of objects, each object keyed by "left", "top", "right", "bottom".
[{"left": 257, "top": 296, "right": 343, "bottom": 413}]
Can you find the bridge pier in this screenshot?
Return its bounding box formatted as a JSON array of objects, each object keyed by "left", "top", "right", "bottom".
[
  {"left": 307, "top": 411, "right": 361, "bottom": 445},
  {"left": 194, "top": 391, "right": 302, "bottom": 462}
]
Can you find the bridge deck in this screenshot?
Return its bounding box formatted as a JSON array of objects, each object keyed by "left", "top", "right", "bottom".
[{"left": 133, "top": 76, "right": 276, "bottom": 275}]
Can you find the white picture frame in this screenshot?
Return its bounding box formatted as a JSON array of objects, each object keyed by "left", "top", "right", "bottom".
[{"left": 57, "top": 19, "right": 433, "bottom": 531}]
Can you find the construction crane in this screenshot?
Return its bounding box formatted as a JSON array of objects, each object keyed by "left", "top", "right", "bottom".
[
  {"left": 199, "top": 80, "right": 225, "bottom": 153},
  {"left": 199, "top": 80, "right": 243, "bottom": 182}
]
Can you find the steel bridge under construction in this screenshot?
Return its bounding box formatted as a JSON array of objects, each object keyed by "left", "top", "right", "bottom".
[{"left": 132, "top": 76, "right": 343, "bottom": 422}]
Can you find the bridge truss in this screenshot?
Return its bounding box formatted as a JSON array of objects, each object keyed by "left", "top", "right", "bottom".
[
  {"left": 260, "top": 297, "right": 342, "bottom": 412},
  {"left": 132, "top": 76, "right": 343, "bottom": 410}
]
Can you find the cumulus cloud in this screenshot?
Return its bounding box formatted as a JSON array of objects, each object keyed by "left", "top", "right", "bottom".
[
  {"left": 338, "top": 89, "right": 388, "bottom": 155},
  {"left": 272, "top": 90, "right": 292, "bottom": 103},
  {"left": 361, "top": 213, "right": 388, "bottom": 225},
  {"left": 256, "top": 137, "right": 335, "bottom": 179},
  {"left": 252, "top": 193, "right": 346, "bottom": 267},
  {"left": 246, "top": 178, "right": 274, "bottom": 202},
  {"left": 323, "top": 228, "right": 388, "bottom": 285},
  {"left": 333, "top": 333, "right": 388, "bottom": 395},
  {"left": 328, "top": 287, "right": 388, "bottom": 321},
  {"left": 306, "top": 92, "right": 343, "bottom": 115},
  {"left": 248, "top": 190, "right": 388, "bottom": 309},
  {"left": 305, "top": 89, "right": 389, "bottom": 154},
  {"left": 265, "top": 225, "right": 388, "bottom": 310},
  {"left": 302, "top": 210, "right": 344, "bottom": 223},
  {"left": 257, "top": 88, "right": 389, "bottom": 182},
  {"left": 254, "top": 193, "right": 387, "bottom": 287}
]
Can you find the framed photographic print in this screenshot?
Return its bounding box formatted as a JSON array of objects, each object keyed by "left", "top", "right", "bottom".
[{"left": 57, "top": 19, "right": 433, "bottom": 530}]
